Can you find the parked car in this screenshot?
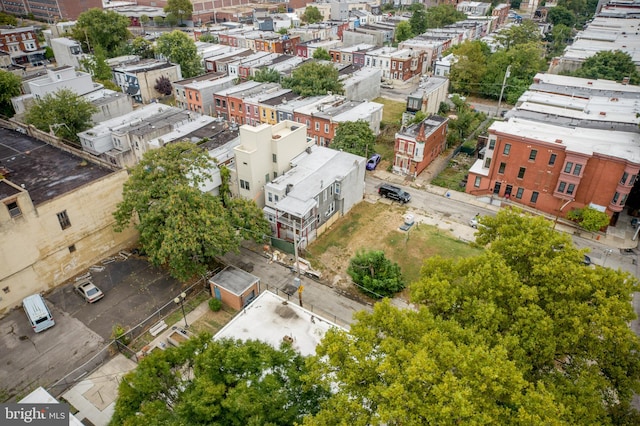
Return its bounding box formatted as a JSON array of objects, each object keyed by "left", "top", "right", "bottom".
[
  {"left": 74, "top": 280, "right": 104, "bottom": 303},
  {"left": 366, "top": 154, "right": 381, "bottom": 170},
  {"left": 378, "top": 183, "right": 411, "bottom": 203},
  {"left": 582, "top": 254, "right": 592, "bottom": 266},
  {"left": 381, "top": 83, "right": 394, "bottom": 89}
]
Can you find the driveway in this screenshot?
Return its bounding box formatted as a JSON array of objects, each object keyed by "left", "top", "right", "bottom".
[{"left": 0, "top": 255, "right": 184, "bottom": 402}]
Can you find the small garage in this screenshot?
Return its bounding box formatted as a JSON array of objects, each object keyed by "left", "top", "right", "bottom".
[{"left": 209, "top": 266, "right": 260, "bottom": 310}]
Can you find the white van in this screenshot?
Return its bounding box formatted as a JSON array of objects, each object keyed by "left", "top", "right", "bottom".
[{"left": 22, "top": 294, "right": 55, "bottom": 333}]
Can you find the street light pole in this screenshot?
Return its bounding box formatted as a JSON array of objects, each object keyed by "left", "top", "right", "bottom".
[
  {"left": 553, "top": 198, "right": 574, "bottom": 230},
  {"left": 602, "top": 249, "right": 614, "bottom": 267},
  {"left": 496, "top": 65, "right": 511, "bottom": 117},
  {"left": 174, "top": 292, "right": 188, "bottom": 328}
]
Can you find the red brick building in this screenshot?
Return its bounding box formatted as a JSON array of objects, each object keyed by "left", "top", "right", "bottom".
[
  {"left": 0, "top": 0, "right": 101, "bottom": 20},
  {"left": 394, "top": 115, "right": 449, "bottom": 177},
  {"left": 0, "top": 27, "right": 45, "bottom": 66},
  {"left": 465, "top": 118, "right": 640, "bottom": 225}
]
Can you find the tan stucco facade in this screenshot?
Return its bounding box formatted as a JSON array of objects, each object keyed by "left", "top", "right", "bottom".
[{"left": 0, "top": 170, "right": 138, "bottom": 315}]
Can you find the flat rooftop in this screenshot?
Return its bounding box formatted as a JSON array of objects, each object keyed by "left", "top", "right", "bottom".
[
  {"left": 492, "top": 118, "right": 640, "bottom": 162},
  {"left": 210, "top": 265, "right": 259, "bottom": 296},
  {"left": 0, "top": 126, "right": 112, "bottom": 205},
  {"left": 214, "top": 290, "right": 343, "bottom": 356}
]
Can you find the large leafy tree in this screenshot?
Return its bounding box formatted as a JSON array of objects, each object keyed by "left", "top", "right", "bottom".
[
  {"left": 572, "top": 50, "right": 640, "bottom": 85},
  {"left": 566, "top": 206, "right": 610, "bottom": 231},
  {"left": 129, "top": 37, "right": 155, "bottom": 59},
  {"left": 347, "top": 250, "right": 404, "bottom": 298},
  {"left": 72, "top": 9, "right": 131, "bottom": 55},
  {"left": 495, "top": 20, "right": 542, "bottom": 50},
  {"left": 112, "top": 336, "right": 328, "bottom": 425},
  {"left": 0, "top": 69, "right": 22, "bottom": 117},
  {"left": 547, "top": 24, "right": 573, "bottom": 59},
  {"left": 547, "top": 6, "right": 576, "bottom": 27},
  {"left": 312, "top": 47, "right": 331, "bottom": 61},
  {"left": 411, "top": 209, "right": 640, "bottom": 424},
  {"left": 408, "top": 4, "right": 428, "bottom": 35},
  {"left": 330, "top": 120, "right": 375, "bottom": 157},
  {"left": 425, "top": 4, "right": 467, "bottom": 29},
  {"left": 156, "top": 30, "right": 203, "bottom": 79},
  {"left": 113, "top": 142, "right": 269, "bottom": 281},
  {"left": 395, "top": 21, "right": 414, "bottom": 43},
  {"left": 481, "top": 42, "right": 547, "bottom": 102},
  {"left": 80, "top": 45, "right": 113, "bottom": 81},
  {"left": 251, "top": 67, "right": 281, "bottom": 83},
  {"left": 304, "top": 300, "right": 565, "bottom": 425},
  {"left": 282, "top": 61, "right": 343, "bottom": 96},
  {"left": 164, "top": 0, "right": 193, "bottom": 25},
  {"left": 25, "top": 89, "right": 97, "bottom": 142},
  {"left": 448, "top": 40, "right": 490, "bottom": 95},
  {"left": 301, "top": 6, "right": 323, "bottom": 24}
]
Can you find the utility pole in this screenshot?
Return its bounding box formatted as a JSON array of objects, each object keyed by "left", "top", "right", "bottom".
[{"left": 496, "top": 64, "right": 511, "bottom": 117}]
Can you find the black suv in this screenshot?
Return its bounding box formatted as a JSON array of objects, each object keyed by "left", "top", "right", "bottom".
[{"left": 378, "top": 184, "right": 411, "bottom": 204}]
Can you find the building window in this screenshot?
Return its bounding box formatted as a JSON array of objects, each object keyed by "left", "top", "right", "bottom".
[
  {"left": 268, "top": 192, "right": 273, "bottom": 202},
  {"left": 503, "top": 144, "right": 511, "bottom": 155},
  {"left": 484, "top": 157, "right": 491, "bottom": 168},
  {"left": 474, "top": 176, "right": 481, "bottom": 187},
  {"left": 325, "top": 123, "right": 329, "bottom": 133},
  {"left": 306, "top": 119, "right": 310, "bottom": 127},
  {"left": 265, "top": 173, "right": 270, "bottom": 183},
  {"left": 274, "top": 194, "right": 279, "bottom": 202},
  {"left": 272, "top": 153, "right": 277, "bottom": 163},
  {"left": 517, "top": 167, "right": 526, "bottom": 179},
  {"left": 315, "top": 122, "right": 320, "bottom": 131},
  {"left": 515, "top": 188, "right": 524, "bottom": 199},
  {"left": 498, "top": 162, "right": 506, "bottom": 174},
  {"left": 567, "top": 183, "right": 575, "bottom": 195},
  {"left": 530, "top": 191, "right": 539, "bottom": 203},
  {"left": 558, "top": 182, "right": 566, "bottom": 193},
  {"left": 573, "top": 164, "right": 582, "bottom": 176},
  {"left": 612, "top": 192, "right": 620, "bottom": 204},
  {"left": 564, "top": 162, "right": 573, "bottom": 173},
  {"left": 630, "top": 175, "right": 637, "bottom": 186},
  {"left": 621, "top": 172, "right": 629, "bottom": 184},
  {"left": 6, "top": 201, "right": 21, "bottom": 217},
  {"left": 240, "top": 179, "right": 250, "bottom": 190},
  {"left": 489, "top": 139, "right": 496, "bottom": 150},
  {"left": 57, "top": 210, "right": 71, "bottom": 229},
  {"left": 548, "top": 153, "right": 556, "bottom": 166},
  {"left": 529, "top": 149, "right": 537, "bottom": 161},
  {"left": 69, "top": 244, "right": 76, "bottom": 253},
  {"left": 621, "top": 193, "right": 629, "bottom": 205}
]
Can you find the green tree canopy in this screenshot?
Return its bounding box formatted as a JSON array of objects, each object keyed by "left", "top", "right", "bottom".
[
  {"left": 251, "top": 67, "right": 281, "bottom": 83},
  {"left": 448, "top": 40, "right": 490, "bottom": 95},
  {"left": 0, "top": 69, "right": 22, "bottom": 117},
  {"left": 395, "top": 21, "right": 414, "bottom": 43},
  {"left": 198, "top": 33, "right": 217, "bottom": 43},
  {"left": 282, "top": 61, "right": 343, "bottom": 96},
  {"left": 425, "top": 4, "right": 467, "bottom": 29},
  {"left": 409, "top": 4, "right": 428, "bottom": 35},
  {"left": 112, "top": 336, "right": 328, "bottom": 425},
  {"left": 566, "top": 206, "right": 610, "bottom": 231},
  {"left": 25, "top": 89, "right": 97, "bottom": 142},
  {"left": 128, "top": 37, "right": 155, "bottom": 59},
  {"left": 571, "top": 50, "right": 640, "bottom": 84},
  {"left": 164, "top": 0, "right": 193, "bottom": 25},
  {"left": 72, "top": 8, "right": 131, "bottom": 55},
  {"left": 113, "top": 142, "right": 269, "bottom": 281},
  {"left": 331, "top": 120, "right": 375, "bottom": 157},
  {"left": 547, "top": 24, "right": 573, "bottom": 59},
  {"left": 0, "top": 11, "right": 17, "bottom": 26},
  {"left": 547, "top": 6, "right": 576, "bottom": 27},
  {"left": 302, "top": 6, "right": 323, "bottom": 24},
  {"left": 411, "top": 209, "right": 640, "bottom": 424},
  {"left": 304, "top": 300, "right": 565, "bottom": 425},
  {"left": 80, "top": 45, "right": 113, "bottom": 81},
  {"left": 347, "top": 250, "right": 404, "bottom": 298},
  {"left": 156, "top": 30, "right": 204, "bottom": 78},
  {"left": 496, "top": 20, "right": 542, "bottom": 50},
  {"left": 312, "top": 47, "right": 331, "bottom": 61}
]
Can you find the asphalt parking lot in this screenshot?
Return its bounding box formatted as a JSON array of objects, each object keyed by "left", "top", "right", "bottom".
[{"left": 0, "top": 254, "right": 183, "bottom": 402}]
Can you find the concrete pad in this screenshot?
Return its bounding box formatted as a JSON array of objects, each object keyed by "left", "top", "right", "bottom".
[{"left": 62, "top": 354, "right": 137, "bottom": 426}]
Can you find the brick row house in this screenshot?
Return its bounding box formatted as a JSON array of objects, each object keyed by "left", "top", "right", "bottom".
[
  {"left": 0, "top": 27, "right": 46, "bottom": 66},
  {"left": 465, "top": 118, "right": 640, "bottom": 225},
  {"left": 394, "top": 115, "right": 449, "bottom": 177},
  {"left": 218, "top": 30, "right": 300, "bottom": 55}
]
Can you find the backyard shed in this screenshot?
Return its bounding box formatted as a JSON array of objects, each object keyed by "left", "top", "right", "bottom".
[{"left": 209, "top": 266, "right": 260, "bottom": 310}]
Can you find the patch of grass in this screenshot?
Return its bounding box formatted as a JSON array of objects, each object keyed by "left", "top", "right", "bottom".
[
  {"left": 389, "top": 224, "right": 483, "bottom": 285},
  {"left": 307, "top": 206, "right": 368, "bottom": 256},
  {"left": 373, "top": 97, "right": 405, "bottom": 124},
  {"left": 431, "top": 155, "right": 475, "bottom": 192}
]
